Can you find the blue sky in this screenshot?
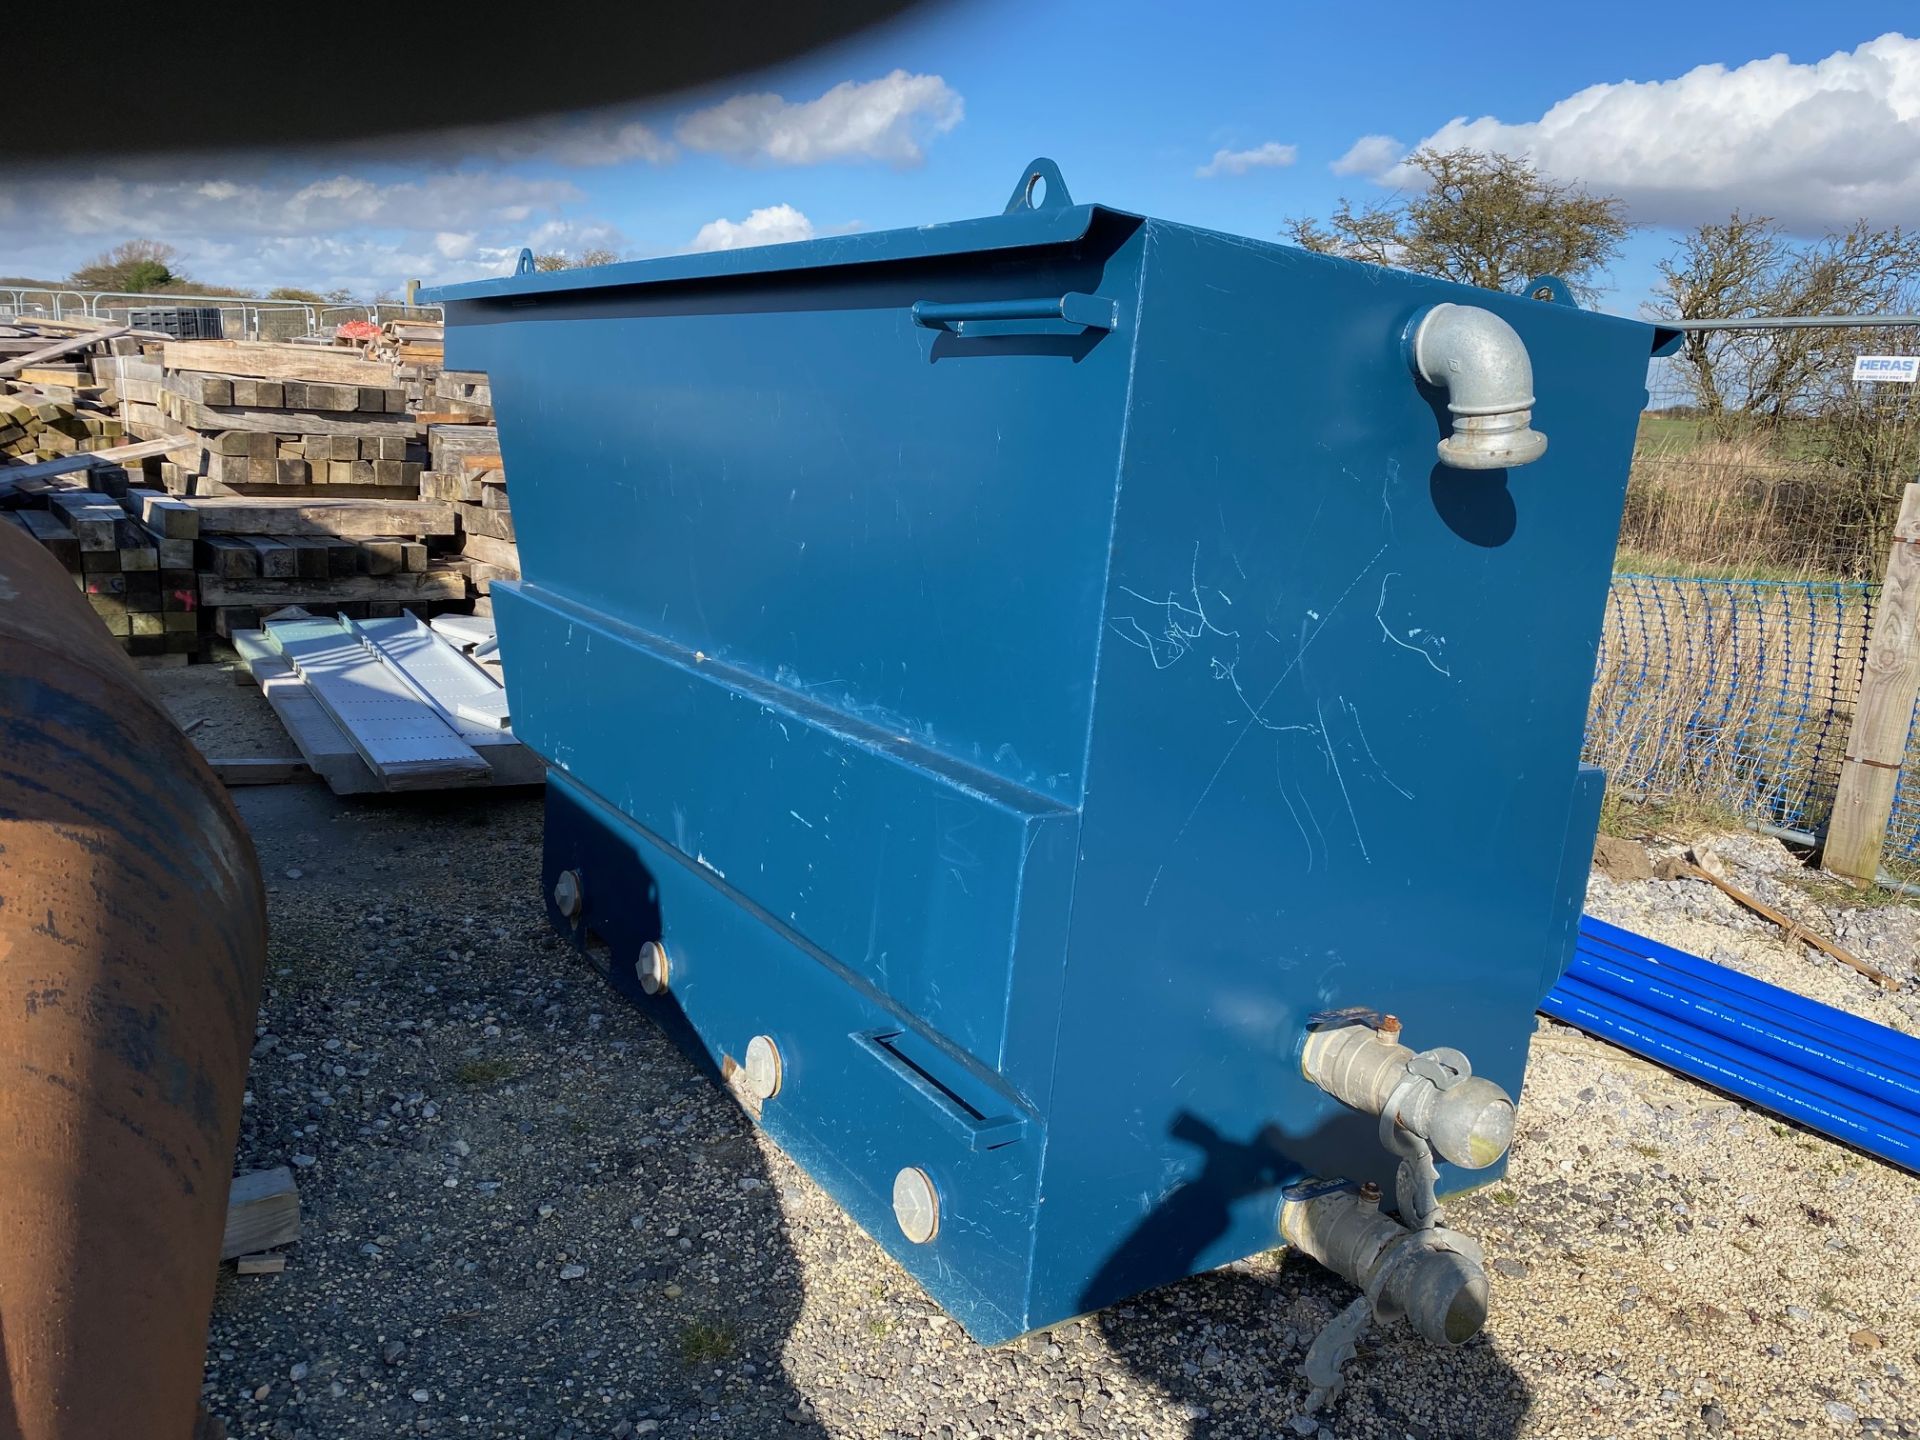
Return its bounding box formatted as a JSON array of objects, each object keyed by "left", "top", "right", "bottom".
[{"left": 6, "top": 1, "right": 1919, "bottom": 315}]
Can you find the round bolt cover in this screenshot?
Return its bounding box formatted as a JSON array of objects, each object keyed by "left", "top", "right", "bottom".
[
  {"left": 892, "top": 1167, "right": 939, "bottom": 1244},
  {"left": 743, "top": 1035, "right": 782, "bottom": 1100},
  {"left": 636, "top": 940, "right": 670, "bottom": 995},
  {"left": 552, "top": 869, "right": 582, "bottom": 919}
]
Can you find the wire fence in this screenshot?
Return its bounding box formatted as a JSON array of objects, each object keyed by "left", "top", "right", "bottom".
[
  {"left": 1583, "top": 574, "right": 1920, "bottom": 864},
  {"left": 0, "top": 288, "right": 442, "bottom": 340}
]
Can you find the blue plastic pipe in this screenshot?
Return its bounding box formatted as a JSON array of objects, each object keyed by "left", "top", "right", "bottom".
[
  {"left": 1572, "top": 953, "right": 1920, "bottom": 1111},
  {"left": 1581, "top": 917, "right": 1906, "bottom": 1057},
  {"left": 1543, "top": 917, "right": 1920, "bottom": 1174},
  {"left": 1549, "top": 974, "right": 1920, "bottom": 1153}
]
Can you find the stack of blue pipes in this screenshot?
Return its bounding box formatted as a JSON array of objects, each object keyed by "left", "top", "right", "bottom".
[{"left": 1546, "top": 916, "right": 1919, "bottom": 1174}]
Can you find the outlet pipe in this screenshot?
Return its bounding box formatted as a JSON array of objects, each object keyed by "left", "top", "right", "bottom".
[
  {"left": 0, "top": 522, "right": 268, "bottom": 1440},
  {"left": 1280, "top": 1189, "right": 1489, "bottom": 1348},
  {"left": 1543, "top": 918, "right": 1920, "bottom": 1174},
  {"left": 1301, "top": 1019, "right": 1516, "bottom": 1170},
  {"left": 1406, "top": 302, "right": 1548, "bottom": 470}
]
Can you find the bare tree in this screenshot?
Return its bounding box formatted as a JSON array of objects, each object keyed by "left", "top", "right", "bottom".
[
  {"left": 1284, "top": 148, "right": 1631, "bottom": 303},
  {"left": 533, "top": 249, "right": 621, "bottom": 272},
  {"left": 1650, "top": 213, "right": 1788, "bottom": 422},
  {"left": 266, "top": 286, "right": 355, "bottom": 304},
  {"left": 1749, "top": 222, "right": 1920, "bottom": 421},
  {"left": 70, "top": 238, "right": 187, "bottom": 293},
  {"left": 1652, "top": 216, "right": 1920, "bottom": 425}
]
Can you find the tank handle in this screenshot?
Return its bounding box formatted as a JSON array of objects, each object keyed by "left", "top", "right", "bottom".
[
  {"left": 1004, "top": 158, "right": 1074, "bottom": 214},
  {"left": 911, "top": 292, "right": 1116, "bottom": 334}
]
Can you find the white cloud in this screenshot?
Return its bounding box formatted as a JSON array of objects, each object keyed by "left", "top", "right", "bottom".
[
  {"left": 676, "top": 70, "right": 963, "bottom": 166},
  {"left": 0, "top": 164, "right": 619, "bottom": 295},
  {"left": 687, "top": 204, "right": 816, "bottom": 252},
  {"left": 525, "top": 218, "right": 625, "bottom": 258},
  {"left": 1331, "top": 134, "right": 1404, "bottom": 178},
  {"left": 22, "top": 170, "right": 583, "bottom": 239},
  {"left": 1195, "top": 141, "right": 1298, "bottom": 179},
  {"left": 1356, "top": 32, "right": 1920, "bottom": 230}
]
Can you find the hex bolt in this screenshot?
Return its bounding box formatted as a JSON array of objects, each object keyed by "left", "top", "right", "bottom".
[
  {"left": 743, "top": 1035, "right": 783, "bottom": 1101},
  {"left": 636, "top": 940, "right": 671, "bottom": 995},
  {"left": 892, "top": 1167, "right": 940, "bottom": 1244},
  {"left": 1376, "top": 1014, "right": 1402, "bottom": 1042},
  {"left": 552, "top": 869, "right": 582, "bottom": 920},
  {"left": 1357, "top": 1181, "right": 1382, "bottom": 1213}
]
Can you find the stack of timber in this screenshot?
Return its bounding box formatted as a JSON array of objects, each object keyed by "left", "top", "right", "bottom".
[
  {"left": 0, "top": 485, "right": 202, "bottom": 660},
  {"left": 361, "top": 315, "right": 446, "bottom": 403},
  {"left": 230, "top": 610, "right": 540, "bottom": 793},
  {"left": 421, "top": 409, "right": 516, "bottom": 615},
  {"left": 129, "top": 339, "right": 425, "bottom": 498},
  {"left": 2, "top": 319, "right": 144, "bottom": 471},
  {"left": 357, "top": 318, "right": 520, "bottom": 606},
  {"left": 0, "top": 484, "right": 467, "bottom": 663},
  {"left": 185, "top": 495, "right": 468, "bottom": 642},
  {"left": 4, "top": 323, "right": 508, "bottom": 658}
]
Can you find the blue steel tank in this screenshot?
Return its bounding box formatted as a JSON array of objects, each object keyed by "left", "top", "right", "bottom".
[{"left": 425, "top": 160, "right": 1674, "bottom": 1362}]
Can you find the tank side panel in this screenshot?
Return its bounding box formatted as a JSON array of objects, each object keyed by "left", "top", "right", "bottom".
[{"left": 1031, "top": 225, "right": 1649, "bottom": 1321}]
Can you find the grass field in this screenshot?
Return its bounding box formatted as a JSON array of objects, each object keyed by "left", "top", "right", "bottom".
[{"left": 1620, "top": 413, "right": 1903, "bottom": 581}]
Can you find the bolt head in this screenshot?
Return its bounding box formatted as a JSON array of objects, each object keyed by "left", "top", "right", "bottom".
[
  {"left": 892, "top": 1167, "right": 939, "bottom": 1244},
  {"left": 636, "top": 940, "right": 670, "bottom": 995},
  {"left": 743, "top": 1035, "right": 782, "bottom": 1100},
  {"left": 552, "top": 869, "right": 582, "bottom": 919}
]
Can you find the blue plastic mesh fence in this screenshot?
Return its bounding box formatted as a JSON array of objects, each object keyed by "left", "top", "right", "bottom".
[
  {"left": 1584, "top": 575, "right": 1920, "bottom": 863},
  {"left": 1891, "top": 726, "right": 1920, "bottom": 863}
]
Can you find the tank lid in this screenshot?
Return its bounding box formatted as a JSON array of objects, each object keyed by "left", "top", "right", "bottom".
[{"left": 423, "top": 157, "right": 1129, "bottom": 305}]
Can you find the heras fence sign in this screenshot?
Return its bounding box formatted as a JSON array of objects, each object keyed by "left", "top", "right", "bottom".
[{"left": 1852, "top": 355, "right": 1919, "bottom": 382}]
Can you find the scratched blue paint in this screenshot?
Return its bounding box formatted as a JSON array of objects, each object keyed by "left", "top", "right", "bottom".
[{"left": 426, "top": 161, "right": 1665, "bottom": 1344}]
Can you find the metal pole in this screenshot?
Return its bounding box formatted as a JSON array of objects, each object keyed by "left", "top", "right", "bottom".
[{"left": 1658, "top": 315, "right": 1920, "bottom": 331}]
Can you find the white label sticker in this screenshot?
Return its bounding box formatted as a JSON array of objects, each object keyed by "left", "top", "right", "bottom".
[{"left": 1852, "top": 354, "right": 1918, "bottom": 382}]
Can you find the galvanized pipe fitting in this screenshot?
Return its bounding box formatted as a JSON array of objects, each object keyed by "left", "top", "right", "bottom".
[
  {"left": 1408, "top": 302, "right": 1548, "bottom": 470},
  {"left": 1281, "top": 1190, "right": 1489, "bottom": 1348},
  {"left": 1302, "top": 1020, "right": 1515, "bottom": 1170}
]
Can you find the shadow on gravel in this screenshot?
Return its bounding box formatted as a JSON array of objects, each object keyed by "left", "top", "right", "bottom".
[
  {"left": 1084, "top": 1110, "right": 1533, "bottom": 1439},
  {"left": 207, "top": 785, "right": 829, "bottom": 1440}
]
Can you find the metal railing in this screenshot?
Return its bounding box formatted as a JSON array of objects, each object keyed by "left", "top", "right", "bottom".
[{"left": 0, "top": 287, "right": 441, "bottom": 339}]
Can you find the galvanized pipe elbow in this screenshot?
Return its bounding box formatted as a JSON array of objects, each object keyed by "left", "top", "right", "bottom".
[{"left": 1407, "top": 302, "right": 1548, "bottom": 471}]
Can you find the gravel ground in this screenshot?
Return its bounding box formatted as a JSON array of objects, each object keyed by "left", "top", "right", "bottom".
[
  {"left": 175, "top": 723, "right": 1919, "bottom": 1439},
  {"left": 144, "top": 643, "right": 297, "bottom": 760}
]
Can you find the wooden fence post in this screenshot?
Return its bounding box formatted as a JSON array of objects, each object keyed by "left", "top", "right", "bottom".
[{"left": 1826, "top": 482, "right": 1920, "bottom": 884}]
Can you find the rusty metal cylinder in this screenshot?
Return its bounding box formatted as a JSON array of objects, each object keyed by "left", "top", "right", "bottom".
[{"left": 0, "top": 522, "right": 266, "bottom": 1440}]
